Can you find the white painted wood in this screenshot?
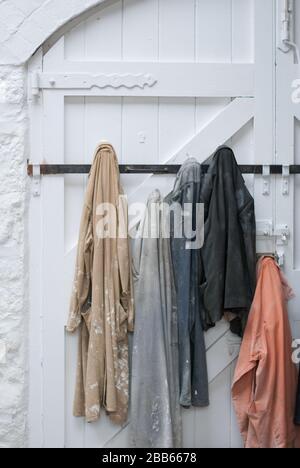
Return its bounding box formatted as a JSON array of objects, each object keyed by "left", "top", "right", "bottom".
[
  {"left": 28, "top": 48, "right": 44, "bottom": 449},
  {"left": 64, "top": 23, "right": 85, "bottom": 61},
  {"left": 64, "top": 1, "right": 123, "bottom": 61},
  {"left": 205, "top": 320, "right": 229, "bottom": 350},
  {"left": 159, "top": 0, "right": 195, "bottom": 62},
  {"left": 122, "top": 97, "right": 159, "bottom": 196},
  {"left": 123, "top": 0, "right": 159, "bottom": 61},
  {"left": 64, "top": 97, "right": 85, "bottom": 253},
  {"left": 64, "top": 249, "right": 85, "bottom": 448},
  {"left": 158, "top": 98, "right": 196, "bottom": 163},
  {"left": 231, "top": 120, "right": 255, "bottom": 196},
  {"left": 41, "top": 91, "right": 65, "bottom": 448},
  {"left": 28, "top": 0, "right": 267, "bottom": 449},
  {"left": 194, "top": 368, "right": 231, "bottom": 448},
  {"left": 232, "top": 0, "right": 254, "bottom": 63},
  {"left": 195, "top": 98, "right": 231, "bottom": 133},
  {"left": 84, "top": 1, "right": 123, "bottom": 61},
  {"left": 84, "top": 97, "right": 123, "bottom": 162},
  {"left": 253, "top": 0, "right": 276, "bottom": 257},
  {"left": 196, "top": 0, "right": 232, "bottom": 63},
  {"left": 37, "top": 64, "right": 255, "bottom": 97},
  {"left": 275, "top": 0, "right": 300, "bottom": 334},
  {"left": 171, "top": 98, "right": 254, "bottom": 164},
  {"left": 206, "top": 332, "right": 240, "bottom": 384}
]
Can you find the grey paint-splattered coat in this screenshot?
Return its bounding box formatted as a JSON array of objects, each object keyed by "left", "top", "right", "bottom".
[{"left": 130, "top": 190, "right": 182, "bottom": 448}]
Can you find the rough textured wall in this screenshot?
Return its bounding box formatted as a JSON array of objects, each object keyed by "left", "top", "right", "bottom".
[
  {"left": 0, "top": 0, "right": 106, "bottom": 448},
  {"left": 0, "top": 65, "right": 28, "bottom": 448},
  {"left": 0, "top": 0, "right": 105, "bottom": 65}
]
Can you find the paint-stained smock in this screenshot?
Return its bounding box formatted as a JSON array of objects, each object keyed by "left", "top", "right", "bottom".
[{"left": 67, "top": 144, "right": 134, "bottom": 425}]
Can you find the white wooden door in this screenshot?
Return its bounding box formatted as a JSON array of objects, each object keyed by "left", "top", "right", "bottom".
[{"left": 28, "top": 0, "right": 281, "bottom": 448}]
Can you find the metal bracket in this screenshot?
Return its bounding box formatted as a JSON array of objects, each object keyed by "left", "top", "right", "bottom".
[
  {"left": 278, "top": 0, "right": 294, "bottom": 53},
  {"left": 262, "top": 165, "right": 270, "bottom": 196},
  {"left": 256, "top": 220, "right": 273, "bottom": 238},
  {"left": 282, "top": 165, "right": 290, "bottom": 195},
  {"left": 32, "top": 164, "right": 41, "bottom": 197},
  {"left": 31, "top": 72, "right": 40, "bottom": 98},
  {"left": 257, "top": 221, "right": 290, "bottom": 245},
  {"left": 277, "top": 252, "right": 285, "bottom": 267},
  {"left": 274, "top": 224, "right": 290, "bottom": 245}
]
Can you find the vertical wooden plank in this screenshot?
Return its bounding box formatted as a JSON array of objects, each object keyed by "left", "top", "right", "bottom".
[
  {"left": 64, "top": 97, "right": 85, "bottom": 448},
  {"left": 232, "top": 0, "right": 254, "bottom": 63},
  {"left": 64, "top": 97, "right": 85, "bottom": 253},
  {"left": 122, "top": 97, "right": 159, "bottom": 195},
  {"left": 253, "top": 0, "right": 276, "bottom": 253},
  {"left": 158, "top": 0, "right": 196, "bottom": 203},
  {"left": 84, "top": 97, "right": 123, "bottom": 161},
  {"left": 122, "top": 98, "right": 158, "bottom": 170},
  {"left": 196, "top": 0, "right": 232, "bottom": 63},
  {"left": 43, "top": 36, "right": 64, "bottom": 71},
  {"left": 64, "top": 249, "right": 85, "bottom": 448},
  {"left": 231, "top": 8, "right": 254, "bottom": 188},
  {"left": 159, "top": 0, "right": 196, "bottom": 61},
  {"left": 123, "top": 0, "right": 159, "bottom": 61},
  {"left": 275, "top": 0, "right": 298, "bottom": 325},
  {"left": 28, "top": 48, "right": 44, "bottom": 449},
  {"left": 122, "top": 0, "right": 159, "bottom": 198},
  {"left": 42, "top": 92, "right": 65, "bottom": 447},
  {"left": 64, "top": 23, "right": 86, "bottom": 61},
  {"left": 85, "top": 1, "right": 123, "bottom": 60},
  {"left": 194, "top": 368, "right": 231, "bottom": 448}
]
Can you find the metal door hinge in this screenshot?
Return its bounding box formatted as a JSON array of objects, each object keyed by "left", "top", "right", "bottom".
[
  {"left": 32, "top": 164, "right": 41, "bottom": 197},
  {"left": 31, "top": 71, "right": 40, "bottom": 97}
]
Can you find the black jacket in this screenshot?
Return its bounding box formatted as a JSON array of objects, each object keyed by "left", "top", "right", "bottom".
[{"left": 199, "top": 146, "right": 256, "bottom": 336}]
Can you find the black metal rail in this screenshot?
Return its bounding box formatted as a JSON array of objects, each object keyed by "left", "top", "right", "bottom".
[{"left": 27, "top": 164, "right": 300, "bottom": 176}]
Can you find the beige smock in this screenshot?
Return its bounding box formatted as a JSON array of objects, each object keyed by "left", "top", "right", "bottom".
[{"left": 67, "top": 143, "right": 134, "bottom": 425}]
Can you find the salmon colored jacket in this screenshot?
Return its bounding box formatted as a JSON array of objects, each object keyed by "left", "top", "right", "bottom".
[{"left": 232, "top": 257, "right": 298, "bottom": 448}]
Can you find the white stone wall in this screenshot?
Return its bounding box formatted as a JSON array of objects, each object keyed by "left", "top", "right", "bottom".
[
  {"left": 0, "top": 64, "right": 28, "bottom": 449},
  {"left": 0, "top": 0, "right": 105, "bottom": 448}
]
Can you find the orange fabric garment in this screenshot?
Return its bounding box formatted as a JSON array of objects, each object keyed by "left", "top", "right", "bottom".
[{"left": 232, "top": 257, "right": 298, "bottom": 448}]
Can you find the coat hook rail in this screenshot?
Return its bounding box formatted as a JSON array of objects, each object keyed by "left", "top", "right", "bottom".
[{"left": 27, "top": 163, "right": 300, "bottom": 176}]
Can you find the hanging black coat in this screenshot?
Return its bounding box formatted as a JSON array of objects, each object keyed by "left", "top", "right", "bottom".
[{"left": 199, "top": 146, "right": 256, "bottom": 336}]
